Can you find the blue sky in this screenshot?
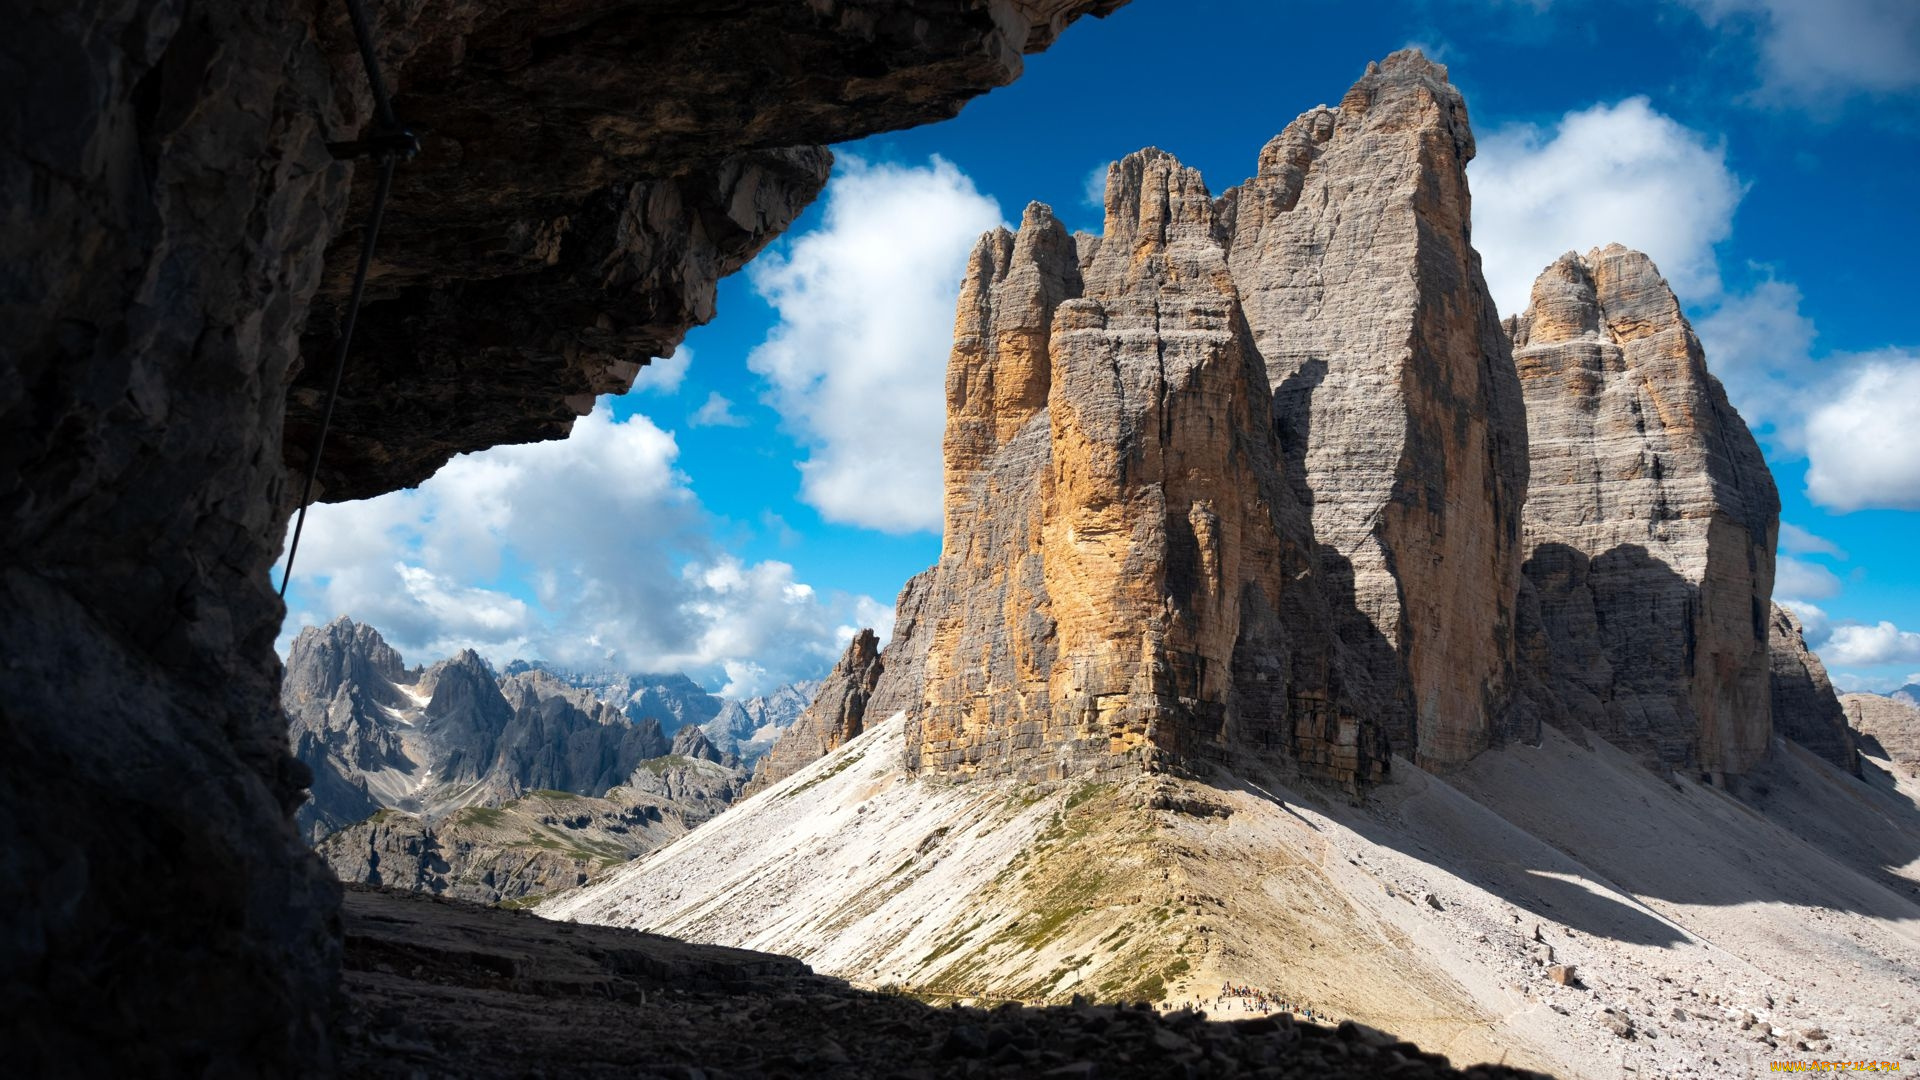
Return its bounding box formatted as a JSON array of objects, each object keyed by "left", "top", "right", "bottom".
[{"left": 281, "top": 0, "right": 1920, "bottom": 696}]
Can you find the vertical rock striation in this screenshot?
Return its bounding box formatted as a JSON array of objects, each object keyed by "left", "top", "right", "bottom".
[
  {"left": 757, "top": 54, "right": 1541, "bottom": 789},
  {"left": 1218, "top": 51, "right": 1530, "bottom": 769},
  {"left": 910, "top": 204, "right": 1082, "bottom": 776},
  {"left": 1508, "top": 246, "right": 1778, "bottom": 779},
  {"left": 885, "top": 145, "right": 1394, "bottom": 787},
  {"left": 1768, "top": 604, "right": 1859, "bottom": 775}
]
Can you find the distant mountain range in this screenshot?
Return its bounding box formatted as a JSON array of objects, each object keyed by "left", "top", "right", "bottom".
[
  {"left": 283, "top": 617, "right": 819, "bottom": 902},
  {"left": 502, "top": 658, "right": 821, "bottom": 763}
]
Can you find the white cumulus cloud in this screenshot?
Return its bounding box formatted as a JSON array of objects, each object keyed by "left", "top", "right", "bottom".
[
  {"left": 747, "top": 155, "right": 1005, "bottom": 534},
  {"left": 1082, "top": 163, "right": 1110, "bottom": 209},
  {"left": 1692, "top": 278, "right": 1821, "bottom": 450},
  {"left": 689, "top": 391, "right": 747, "bottom": 428},
  {"left": 1682, "top": 0, "right": 1920, "bottom": 101},
  {"left": 278, "top": 400, "right": 877, "bottom": 692},
  {"left": 1778, "top": 523, "right": 1845, "bottom": 559},
  {"left": 1775, "top": 555, "right": 1843, "bottom": 601},
  {"left": 1819, "top": 620, "right": 1920, "bottom": 667},
  {"left": 631, "top": 346, "right": 692, "bottom": 395},
  {"left": 1779, "top": 599, "right": 1830, "bottom": 642},
  {"left": 1803, "top": 354, "right": 1920, "bottom": 512},
  {"left": 1469, "top": 97, "right": 1745, "bottom": 318}
]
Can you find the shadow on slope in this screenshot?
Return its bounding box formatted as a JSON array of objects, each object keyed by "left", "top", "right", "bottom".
[
  {"left": 1221, "top": 761, "right": 1696, "bottom": 950},
  {"left": 1439, "top": 726, "right": 1920, "bottom": 923},
  {"left": 1212, "top": 697, "right": 1920, "bottom": 953},
  {"left": 341, "top": 884, "right": 1546, "bottom": 1079}
]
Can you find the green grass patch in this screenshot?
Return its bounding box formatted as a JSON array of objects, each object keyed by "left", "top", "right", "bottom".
[
  {"left": 1064, "top": 782, "right": 1112, "bottom": 812},
  {"left": 454, "top": 806, "right": 507, "bottom": 828}
]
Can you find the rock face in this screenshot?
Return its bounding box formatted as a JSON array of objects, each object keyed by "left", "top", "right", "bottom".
[
  {"left": 1506, "top": 246, "right": 1779, "bottom": 780},
  {"left": 2, "top": 2, "right": 350, "bottom": 1068},
  {"left": 903, "top": 164, "right": 1386, "bottom": 784},
  {"left": 1218, "top": 51, "right": 1530, "bottom": 768},
  {"left": 747, "top": 629, "right": 886, "bottom": 794},
  {"left": 293, "top": 0, "right": 1129, "bottom": 501},
  {"left": 1842, "top": 693, "right": 1920, "bottom": 777},
  {"left": 1768, "top": 605, "right": 1860, "bottom": 775},
  {"left": 763, "top": 54, "right": 1525, "bottom": 787},
  {"left": 4, "top": 0, "right": 1124, "bottom": 1068}
]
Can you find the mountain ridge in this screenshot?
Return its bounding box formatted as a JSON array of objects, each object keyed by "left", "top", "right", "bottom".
[{"left": 285, "top": 616, "right": 822, "bottom": 904}]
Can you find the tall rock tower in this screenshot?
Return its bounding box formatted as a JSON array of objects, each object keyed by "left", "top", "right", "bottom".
[
  {"left": 902, "top": 158, "right": 1385, "bottom": 785},
  {"left": 1507, "top": 245, "right": 1778, "bottom": 780},
  {"left": 1218, "top": 51, "right": 1530, "bottom": 769},
  {"left": 758, "top": 51, "right": 1533, "bottom": 788}
]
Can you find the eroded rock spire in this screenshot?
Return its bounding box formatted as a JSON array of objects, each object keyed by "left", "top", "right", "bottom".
[
  {"left": 1218, "top": 49, "right": 1530, "bottom": 770},
  {"left": 1508, "top": 244, "right": 1779, "bottom": 780}
]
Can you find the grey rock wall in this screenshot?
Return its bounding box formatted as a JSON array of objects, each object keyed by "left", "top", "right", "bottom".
[
  {"left": 0, "top": 0, "right": 348, "bottom": 1069},
  {"left": 1219, "top": 51, "right": 1530, "bottom": 769},
  {"left": 1842, "top": 693, "right": 1920, "bottom": 776},
  {"left": 1508, "top": 246, "right": 1779, "bottom": 780},
  {"left": 1768, "top": 604, "right": 1859, "bottom": 775}
]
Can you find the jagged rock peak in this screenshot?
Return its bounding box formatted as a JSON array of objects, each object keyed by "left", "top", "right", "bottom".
[
  {"left": 754, "top": 53, "right": 1544, "bottom": 785},
  {"left": 944, "top": 201, "right": 1082, "bottom": 540},
  {"left": 1768, "top": 604, "right": 1860, "bottom": 775},
  {"left": 284, "top": 617, "right": 411, "bottom": 711},
  {"left": 670, "top": 725, "right": 726, "bottom": 764},
  {"left": 1509, "top": 245, "right": 1779, "bottom": 779},
  {"left": 1346, "top": 49, "right": 1472, "bottom": 156},
  {"left": 1219, "top": 51, "right": 1528, "bottom": 769},
  {"left": 745, "top": 628, "right": 887, "bottom": 794},
  {"left": 903, "top": 137, "right": 1391, "bottom": 785}
]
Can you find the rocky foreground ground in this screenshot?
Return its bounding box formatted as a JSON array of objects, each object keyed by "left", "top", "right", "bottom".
[{"left": 339, "top": 884, "right": 1545, "bottom": 1079}]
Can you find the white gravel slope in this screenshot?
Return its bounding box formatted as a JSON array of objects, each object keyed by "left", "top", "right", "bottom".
[{"left": 544, "top": 717, "right": 1920, "bottom": 1078}]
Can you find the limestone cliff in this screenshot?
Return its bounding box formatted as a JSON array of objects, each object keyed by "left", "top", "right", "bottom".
[
  {"left": 835, "top": 54, "right": 1527, "bottom": 784},
  {"left": 1842, "top": 693, "right": 1920, "bottom": 777},
  {"left": 891, "top": 148, "right": 1389, "bottom": 786},
  {"left": 1218, "top": 51, "right": 1530, "bottom": 768},
  {"left": 1768, "top": 604, "right": 1860, "bottom": 775},
  {"left": 741, "top": 56, "right": 1544, "bottom": 789},
  {"left": 1507, "top": 246, "right": 1779, "bottom": 780}
]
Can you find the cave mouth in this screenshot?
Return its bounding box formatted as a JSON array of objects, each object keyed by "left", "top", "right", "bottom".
[{"left": 3, "top": 1, "right": 1131, "bottom": 1071}]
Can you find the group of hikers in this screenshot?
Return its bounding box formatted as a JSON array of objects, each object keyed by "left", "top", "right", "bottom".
[{"left": 1156, "top": 982, "right": 1328, "bottom": 1022}]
